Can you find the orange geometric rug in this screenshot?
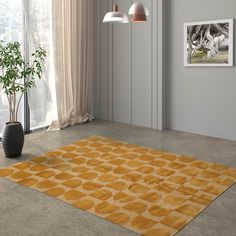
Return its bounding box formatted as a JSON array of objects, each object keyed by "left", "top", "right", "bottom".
[{"left": 0, "top": 136, "right": 236, "bottom": 236}]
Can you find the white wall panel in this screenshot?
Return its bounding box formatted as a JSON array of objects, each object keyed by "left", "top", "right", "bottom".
[
  {"left": 99, "top": 0, "right": 109, "bottom": 119},
  {"left": 112, "top": 0, "right": 132, "bottom": 124},
  {"left": 93, "top": 0, "right": 101, "bottom": 118},
  {"left": 94, "top": 0, "right": 164, "bottom": 129},
  {"left": 131, "top": 0, "right": 152, "bottom": 127}
]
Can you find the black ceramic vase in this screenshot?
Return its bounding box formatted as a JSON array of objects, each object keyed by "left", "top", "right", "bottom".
[{"left": 2, "top": 122, "right": 24, "bottom": 158}]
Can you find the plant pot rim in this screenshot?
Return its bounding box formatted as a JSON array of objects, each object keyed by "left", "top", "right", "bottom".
[{"left": 5, "top": 121, "right": 22, "bottom": 126}]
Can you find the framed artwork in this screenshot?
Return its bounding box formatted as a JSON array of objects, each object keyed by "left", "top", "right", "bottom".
[{"left": 184, "top": 19, "right": 234, "bottom": 67}]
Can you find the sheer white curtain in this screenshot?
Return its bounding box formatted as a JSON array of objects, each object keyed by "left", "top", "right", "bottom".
[
  {"left": 25, "top": 0, "right": 58, "bottom": 130},
  {"left": 50, "top": 0, "right": 94, "bottom": 129},
  {"left": 25, "top": 0, "right": 94, "bottom": 130}
]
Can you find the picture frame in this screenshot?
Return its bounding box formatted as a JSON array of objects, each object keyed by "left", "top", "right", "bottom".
[{"left": 184, "top": 19, "right": 234, "bottom": 67}]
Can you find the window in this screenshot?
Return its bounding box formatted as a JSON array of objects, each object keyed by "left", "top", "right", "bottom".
[
  {"left": 0, "top": 0, "right": 56, "bottom": 134},
  {"left": 0, "top": 0, "right": 24, "bottom": 133}
]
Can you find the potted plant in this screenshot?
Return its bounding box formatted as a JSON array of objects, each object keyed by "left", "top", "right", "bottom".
[{"left": 0, "top": 41, "right": 46, "bottom": 158}]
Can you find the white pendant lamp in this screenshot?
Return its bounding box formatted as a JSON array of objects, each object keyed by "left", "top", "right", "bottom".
[
  {"left": 103, "top": 4, "right": 129, "bottom": 23},
  {"left": 128, "top": 2, "right": 149, "bottom": 22}
]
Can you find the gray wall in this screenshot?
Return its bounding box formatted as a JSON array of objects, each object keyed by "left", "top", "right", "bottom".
[
  {"left": 94, "top": 0, "right": 236, "bottom": 141},
  {"left": 94, "top": 0, "right": 166, "bottom": 129},
  {"left": 166, "top": 0, "right": 236, "bottom": 140}
]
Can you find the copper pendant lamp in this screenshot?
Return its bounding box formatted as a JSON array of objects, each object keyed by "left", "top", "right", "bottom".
[{"left": 128, "top": 2, "right": 149, "bottom": 22}]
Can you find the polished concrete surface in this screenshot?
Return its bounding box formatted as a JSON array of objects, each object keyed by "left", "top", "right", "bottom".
[{"left": 0, "top": 119, "right": 235, "bottom": 236}]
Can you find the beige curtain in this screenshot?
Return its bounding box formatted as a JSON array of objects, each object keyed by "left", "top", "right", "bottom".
[{"left": 50, "top": 0, "right": 94, "bottom": 129}]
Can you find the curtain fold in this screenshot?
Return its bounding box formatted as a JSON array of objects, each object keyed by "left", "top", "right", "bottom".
[{"left": 50, "top": 0, "right": 94, "bottom": 129}]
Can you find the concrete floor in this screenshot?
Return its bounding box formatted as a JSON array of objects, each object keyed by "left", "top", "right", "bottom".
[{"left": 0, "top": 119, "right": 235, "bottom": 236}]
